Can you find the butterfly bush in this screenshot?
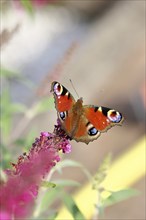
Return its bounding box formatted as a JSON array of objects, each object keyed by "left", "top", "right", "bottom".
[{"left": 0, "top": 120, "right": 71, "bottom": 219}]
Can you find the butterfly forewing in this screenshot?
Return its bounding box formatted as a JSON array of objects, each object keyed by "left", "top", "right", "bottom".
[
  {"left": 51, "top": 81, "right": 76, "bottom": 135},
  {"left": 73, "top": 114, "right": 101, "bottom": 144},
  {"left": 51, "top": 81, "right": 75, "bottom": 112},
  {"left": 84, "top": 105, "right": 123, "bottom": 132}
]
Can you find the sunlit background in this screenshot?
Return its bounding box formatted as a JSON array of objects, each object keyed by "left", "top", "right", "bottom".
[{"left": 1, "top": 0, "right": 145, "bottom": 219}]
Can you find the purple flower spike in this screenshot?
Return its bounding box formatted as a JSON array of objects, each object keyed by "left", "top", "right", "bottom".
[{"left": 0, "top": 121, "right": 71, "bottom": 219}]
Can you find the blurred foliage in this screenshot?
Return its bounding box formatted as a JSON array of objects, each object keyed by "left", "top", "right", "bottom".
[
  {"left": 15, "top": 0, "right": 61, "bottom": 14},
  {"left": 93, "top": 153, "right": 111, "bottom": 189},
  {"left": 0, "top": 67, "right": 49, "bottom": 169},
  {"left": 20, "top": 0, "right": 34, "bottom": 13},
  {"left": 1, "top": 87, "right": 26, "bottom": 142},
  {"left": 61, "top": 192, "right": 85, "bottom": 220},
  {"left": 103, "top": 188, "right": 139, "bottom": 208},
  {"left": 92, "top": 155, "right": 139, "bottom": 218},
  {"left": 53, "top": 159, "right": 91, "bottom": 180}
]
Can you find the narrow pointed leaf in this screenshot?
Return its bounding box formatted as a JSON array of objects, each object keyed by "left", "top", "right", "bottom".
[
  {"left": 62, "top": 193, "right": 85, "bottom": 220},
  {"left": 104, "top": 188, "right": 139, "bottom": 207}
]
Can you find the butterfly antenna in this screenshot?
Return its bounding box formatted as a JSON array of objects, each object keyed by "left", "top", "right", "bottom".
[{"left": 69, "top": 79, "right": 80, "bottom": 99}]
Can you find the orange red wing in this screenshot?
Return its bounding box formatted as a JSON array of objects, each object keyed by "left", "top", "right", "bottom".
[
  {"left": 51, "top": 81, "right": 75, "bottom": 112},
  {"left": 84, "top": 105, "right": 123, "bottom": 132},
  {"left": 51, "top": 81, "right": 76, "bottom": 136}
]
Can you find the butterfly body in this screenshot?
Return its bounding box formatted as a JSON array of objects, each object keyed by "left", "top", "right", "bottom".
[{"left": 51, "top": 81, "right": 124, "bottom": 144}]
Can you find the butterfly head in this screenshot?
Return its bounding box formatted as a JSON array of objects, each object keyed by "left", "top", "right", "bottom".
[{"left": 72, "top": 98, "right": 83, "bottom": 114}]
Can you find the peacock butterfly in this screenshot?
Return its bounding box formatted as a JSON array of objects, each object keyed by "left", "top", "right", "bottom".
[{"left": 51, "top": 81, "right": 124, "bottom": 144}]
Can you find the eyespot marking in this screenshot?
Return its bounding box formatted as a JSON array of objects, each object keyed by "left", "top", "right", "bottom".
[
  {"left": 86, "top": 122, "right": 100, "bottom": 137},
  {"left": 54, "top": 82, "right": 63, "bottom": 96},
  {"left": 88, "top": 127, "right": 98, "bottom": 136},
  {"left": 59, "top": 111, "right": 67, "bottom": 121},
  {"left": 107, "top": 110, "right": 122, "bottom": 123}
]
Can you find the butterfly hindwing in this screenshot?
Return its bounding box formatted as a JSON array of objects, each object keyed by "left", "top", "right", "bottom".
[
  {"left": 72, "top": 114, "right": 101, "bottom": 144},
  {"left": 72, "top": 105, "right": 123, "bottom": 144}
]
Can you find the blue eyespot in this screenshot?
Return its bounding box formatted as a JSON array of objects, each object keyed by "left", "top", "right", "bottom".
[
  {"left": 59, "top": 112, "right": 66, "bottom": 121},
  {"left": 108, "top": 111, "right": 122, "bottom": 123},
  {"left": 88, "top": 127, "right": 98, "bottom": 136}
]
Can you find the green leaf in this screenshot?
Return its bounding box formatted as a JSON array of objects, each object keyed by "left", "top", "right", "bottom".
[
  {"left": 0, "top": 68, "right": 20, "bottom": 78},
  {"left": 14, "top": 131, "right": 36, "bottom": 151},
  {"left": 55, "top": 159, "right": 82, "bottom": 173},
  {"left": 20, "top": 0, "right": 34, "bottom": 13},
  {"left": 103, "top": 188, "right": 139, "bottom": 207},
  {"left": 1, "top": 67, "right": 34, "bottom": 88},
  {"left": 0, "top": 143, "right": 11, "bottom": 169},
  {"left": 0, "top": 169, "right": 8, "bottom": 183},
  {"left": 54, "top": 179, "right": 81, "bottom": 187},
  {"left": 54, "top": 159, "right": 91, "bottom": 180},
  {"left": 11, "top": 103, "right": 27, "bottom": 113},
  {"left": 41, "top": 181, "right": 56, "bottom": 188},
  {"left": 48, "top": 212, "right": 58, "bottom": 220},
  {"left": 43, "top": 188, "right": 60, "bottom": 207},
  {"left": 34, "top": 188, "right": 60, "bottom": 217},
  {"left": 1, "top": 88, "right": 28, "bottom": 141},
  {"left": 14, "top": 138, "right": 26, "bottom": 147},
  {"left": 93, "top": 154, "right": 112, "bottom": 189},
  {"left": 1, "top": 89, "right": 12, "bottom": 139},
  {"left": 34, "top": 97, "right": 54, "bottom": 114},
  {"left": 62, "top": 193, "right": 85, "bottom": 220}
]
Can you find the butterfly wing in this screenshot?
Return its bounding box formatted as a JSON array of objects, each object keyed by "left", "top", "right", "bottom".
[
  {"left": 72, "top": 105, "right": 123, "bottom": 144},
  {"left": 51, "top": 82, "right": 124, "bottom": 144},
  {"left": 84, "top": 105, "right": 123, "bottom": 131},
  {"left": 72, "top": 114, "right": 101, "bottom": 144},
  {"left": 51, "top": 81, "right": 76, "bottom": 135}
]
